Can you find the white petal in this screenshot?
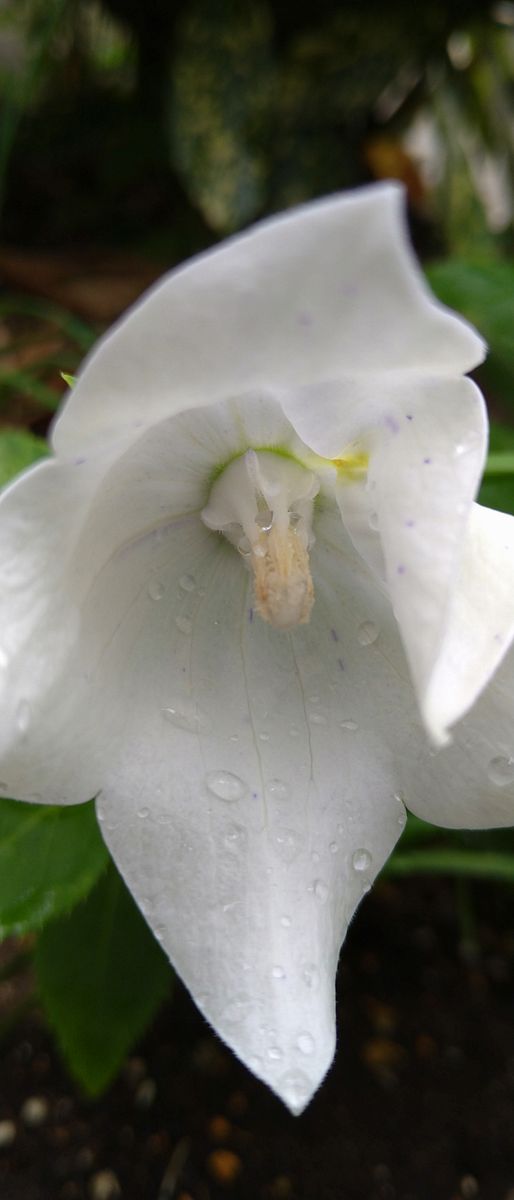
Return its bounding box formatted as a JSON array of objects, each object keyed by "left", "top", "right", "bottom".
[
  {"left": 0, "top": 395, "right": 295, "bottom": 802},
  {"left": 424, "top": 502, "right": 514, "bottom": 739},
  {"left": 97, "top": 501, "right": 410, "bottom": 1112},
  {"left": 399, "top": 636, "right": 514, "bottom": 829},
  {"left": 282, "top": 372, "right": 487, "bottom": 741},
  {"left": 52, "top": 184, "right": 483, "bottom": 456}
]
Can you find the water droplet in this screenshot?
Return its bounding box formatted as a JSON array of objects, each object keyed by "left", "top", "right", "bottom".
[
  {"left": 206, "top": 770, "right": 247, "bottom": 802},
  {"left": 267, "top": 1045, "right": 283, "bottom": 1061},
  {"left": 308, "top": 694, "right": 320, "bottom": 705},
  {"left": 16, "top": 701, "right": 31, "bottom": 735},
  {"left": 249, "top": 1055, "right": 263, "bottom": 1071},
  {"left": 223, "top": 823, "right": 247, "bottom": 850},
  {"left": 368, "top": 511, "right": 379, "bottom": 531},
  {"left": 352, "top": 847, "right": 372, "bottom": 872},
  {"left": 163, "top": 700, "right": 209, "bottom": 734},
  {"left": 313, "top": 879, "right": 328, "bottom": 903},
  {"left": 222, "top": 994, "right": 253, "bottom": 1024},
  {"left": 0, "top": 646, "right": 8, "bottom": 670},
  {"left": 147, "top": 579, "right": 164, "bottom": 601},
  {"left": 179, "top": 573, "right": 196, "bottom": 592},
  {"left": 309, "top": 712, "right": 326, "bottom": 726},
  {"left": 329, "top": 841, "right": 338, "bottom": 854},
  {"left": 301, "top": 963, "right": 320, "bottom": 990},
  {"left": 237, "top": 535, "right": 252, "bottom": 557},
  {"left": 362, "top": 880, "right": 372, "bottom": 895},
  {"left": 487, "top": 755, "right": 514, "bottom": 786},
  {"left": 271, "top": 965, "right": 285, "bottom": 980},
  {"left": 229, "top": 733, "right": 239, "bottom": 742},
  {"left": 258, "top": 731, "right": 270, "bottom": 742},
  {"left": 154, "top": 925, "right": 165, "bottom": 943},
  {"left": 296, "top": 1032, "right": 315, "bottom": 1056},
  {"left": 273, "top": 827, "right": 301, "bottom": 864},
  {"left": 357, "top": 621, "right": 379, "bottom": 646},
  {"left": 175, "top": 615, "right": 192, "bottom": 635},
  {"left": 280, "top": 914, "right": 291, "bottom": 928},
  {"left": 340, "top": 719, "right": 358, "bottom": 731},
  {"left": 279, "top": 1069, "right": 311, "bottom": 1112},
  {"left": 137, "top": 806, "right": 149, "bottom": 819},
  {"left": 266, "top": 779, "right": 289, "bottom": 801},
  {"left": 255, "top": 509, "right": 273, "bottom": 532}
]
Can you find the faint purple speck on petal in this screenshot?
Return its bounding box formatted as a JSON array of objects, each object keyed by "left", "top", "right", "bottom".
[
  {"left": 384, "top": 414, "right": 400, "bottom": 435},
  {"left": 330, "top": 628, "right": 339, "bottom": 642},
  {"left": 406, "top": 413, "right": 413, "bottom": 421},
  {"left": 297, "top": 310, "right": 313, "bottom": 328},
  {"left": 337, "top": 657, "right": 345, "bottom": 672},
  {"left": 423, "top": 457, "right": 432, "bottom": 465},
  {"left": 74, "top": 456, "right": 86, "bottom": 466},
  {"left": 494, "top": 632, "right": 503, "bottom": 643},
  {"left": 397, "top": 564, "right": 406, "bottom": 575},
  {"left": 248, "top": 607, "right": 254, "bottom": 623},
  {"left": 339, "top": 280, "right": 359, "bottom": 300},
  {"left": 405, "top": 518, "right": 416, "bottom": 528},
  {"left": 252, "top": 791, "right": 258, "bottom": 800}
]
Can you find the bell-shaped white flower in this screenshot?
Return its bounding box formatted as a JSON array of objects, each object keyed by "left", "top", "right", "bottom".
[{"left": 2, "top": 183, "right": 514, "bottom": 1114}]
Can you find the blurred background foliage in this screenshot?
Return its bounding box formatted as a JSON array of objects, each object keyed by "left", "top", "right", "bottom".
[{"left": 2, "top": 0, "right": 514, "bottom": 1093}]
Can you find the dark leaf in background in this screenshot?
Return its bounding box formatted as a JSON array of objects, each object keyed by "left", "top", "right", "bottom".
[
  {"left": 169, "top": 0, "right": 274, "bottom": 233},
  {"left": 0, "top": 798, "right": 108, "bottom": 937},
  {"left": 35, "top": 861, "right": 173, "bottom": 1093}
]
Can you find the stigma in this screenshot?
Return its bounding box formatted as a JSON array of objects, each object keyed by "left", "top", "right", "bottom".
[{"left": 201, "top": 449, "right": 319, "bottom": 630}]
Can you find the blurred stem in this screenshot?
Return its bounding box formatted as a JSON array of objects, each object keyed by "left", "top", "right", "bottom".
[
  {"left": 484, "top": 453, "right": 514, "bottom": 476},
  {"left": 386, "top": 849, "right": 514, "bottom": 881}
]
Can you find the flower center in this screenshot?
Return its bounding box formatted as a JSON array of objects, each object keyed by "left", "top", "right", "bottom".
[{"left": 201, "top": 450, "right": 320, "bottom": 630}]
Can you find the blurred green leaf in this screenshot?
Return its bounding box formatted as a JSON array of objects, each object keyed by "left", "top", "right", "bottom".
[
  {"left": 479, "top": 422, "right": 514, "bottom": 515},
  {"left": 35, "top": 862, "right": 172, "bottom": 1094},
  {"left": 0, "top": 428, "right": 48, "bottom": 489},
  {"left": 170, "top": 0, "right": 274, "bottom": 233},
  {"left": 0, "top": 798, "right": 108, "bottom": 937},
  {"left": 386, "top": 847, "right": 514, "bottom": 882},
  {"left": 427, "top": 260, "right": 514, "bottom": 404}
]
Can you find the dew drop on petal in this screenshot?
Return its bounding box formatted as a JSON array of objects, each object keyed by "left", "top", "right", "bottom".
[
  {"left": 266, "top": 779, "right": 289, "bottom": 801},
  {"left": 313, "top": 879, "right": 328, "bottom": 903},
  {"left": 147, "top": 579, "right": 164, "bottom": 601},
  {"left": 340, "top": 719, "right": 358, "bottom": 731},
  {"left": 296, "top": 1032, "right": 315, "bottom": 1056},
  {"left": 0, "top": 646, "right": 8, "bottom": 670},
  {"left": 301, "top": 963, "right": 320, "bottom": 990},
  {"left": 309, "top": 712, "right": 327, "bottom": 726},
  {"left": 329, "top": 841, "right": 338, "bottom": 854},
  {"left": 352, "top": 847, "right": 372, "bottom": 872},
  {"left": 249, "top": 1055, "right": 263, "bottom": 1072},
  {"left": 137, "top": 806, "right": 149, "bottom": 819},
  {"left": 237, "top": 535, "right": 252, "bottom": 557},
  {"left": 267, "top": 1045, "right": 283, "bottom": 1061},
  {"left": 279, "top": 1069, "right": 311, "bottom": 1112},
  {"left": 259, "top": 731, "right": 270, "bottom": 742},
  {"left": 223, "top": 823, "right": 247, "bottom": 850},
  {"left": 16, "top": 701, "right": 31, "bottom": 735},
  {"left": 206, "top": 770, "right": 248, "bottom": 802},
  {"left": 271, "top": 965, "right": 286, "bottom": 980},
  {"left": 273, "top": 827, "right": 302, "bottom": 864},
  {"left": 357, "top": 621, "right": 379, "bottom": 646},
  {"left": 163, "top": 700, "right": 209, "bottom": 734},
  {"left": 154, "top": 925, "right": 165, "bottom": 943},
  {"left": 487, "top": 756, "right": 514, "bottom": 786},
  {"left": 179, "top": 573, "right": 196, "bottom": 592},
  {"left": 280, "top": 914, "right": 291, "bottom": 928},
  {"left": 222, "top": 994, "right": 253, "bottom": 1024},
  {"left": 175, "top": 615, "right": 192, "bottom": 635}
]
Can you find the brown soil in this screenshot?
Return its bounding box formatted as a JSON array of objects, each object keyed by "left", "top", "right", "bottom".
[{"left": 1, "top": 877, "right": 514, "bottom": 1200}]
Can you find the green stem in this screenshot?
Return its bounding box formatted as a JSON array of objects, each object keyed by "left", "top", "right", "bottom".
[{"left": 484, "top": 453, "right": 514, "bottom": 476}]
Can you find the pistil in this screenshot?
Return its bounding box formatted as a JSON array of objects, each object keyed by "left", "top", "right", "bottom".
[{"left": 201, "top": 450, "right": 319, "bottom": 631}]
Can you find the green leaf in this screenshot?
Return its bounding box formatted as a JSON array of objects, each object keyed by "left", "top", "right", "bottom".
[
  {"left": 0, "top": 798, "right": 109, "bottom": 937},
  {"left": 170, "top": 0, "right": 274, "bottom": 232},
  {"left": 427, "top": 260, "right": 514, "bottom": 404},
  {"left": 35, "top": 863, "right": 172, "bottom": 1094},
  {"left": 60, "top": 372, "right": 76, "bottom": 388},
  {"left": 0, "top": 428, "right": 48, "bottom": 488}
]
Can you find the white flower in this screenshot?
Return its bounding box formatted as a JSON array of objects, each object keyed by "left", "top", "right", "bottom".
[{"left": 1, "top": 183, "right": 514, "bottom": 1114}]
